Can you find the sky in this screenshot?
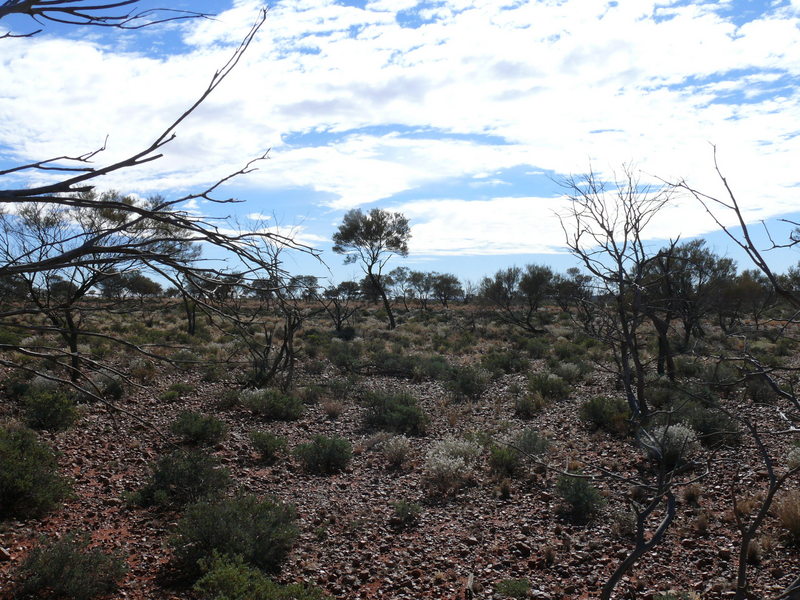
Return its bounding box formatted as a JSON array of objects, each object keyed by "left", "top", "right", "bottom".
[{"left": 1, "top": 0, "right": 799, "bottom": 286}]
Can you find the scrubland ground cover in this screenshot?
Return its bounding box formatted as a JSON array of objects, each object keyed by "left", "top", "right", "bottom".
[{"left": 1, "top": 300, "right": 798, "bottom": 600}]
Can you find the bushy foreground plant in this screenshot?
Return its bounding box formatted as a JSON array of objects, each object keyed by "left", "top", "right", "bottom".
[
  {"left": 777, "top": 490, "right": 800, "bottom": 545},
  {"left": 14, "top": 533, "right": 127, "bottom": 600},
  {"left": 579, "top": 396, "right": 631, "bottom": 435},
  {"left": 193, "top": 553, "right": 326, "bottom": 600},
  {"left": 250, "top": 431, "right": 287, "bottom": 465},
  {"left": 445, "top": 365, "right": 489, "bottom": 402},
  {"left": 495, "top": 578, "right": 531, "bottom": 599},
  {"left": 0, "top": 425, "right": 71, "bottom": 519},
  {"left": 527, "top": 372, "right": 570, "bottom": 401},
  {"left": 383, "top": 434, "right": 412, "bottom": 468},
  {"left": 171, "top": 494, "right": 298, "bottom": 580},
  {"left": 644, "top": 423, "right": 700, "bottom": 470},
  {"left": 240, "top": 388, "right": 304, "bottom": 421},
  {"left": 23, "top": 388, "right": 77, "bottom": 431},
  {"left": 556, "top": 472, "right": 604, "bottom": 519},
  {"left": 390, "top": 500, "right": 421, "bottom": 529},
  {"left": 294, "top": 435, "right": 352, "bottom": 475},
  {"left": 363, "top": 390, "right": 428, "bottom": 436},
  {"left": 171, "top": 411, "right": 227, "bottom": 446},
  {"left": 423, "top": 437, "right": 482, "bottom": 496},
  {"left": 130, "top": 449, "right": 230, "bottom": 508}
]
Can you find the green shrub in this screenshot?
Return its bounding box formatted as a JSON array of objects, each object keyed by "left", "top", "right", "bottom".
[
  {"left": 240, "top": 388, "right": 304, "bottom": 421},
  {"left": 390, "top": 500, "right": 421, "bottom": 529},
  {"left": 194, "top": 552, "right": 326, "bottom": 600},
  {"left": 0, "top": 425, "right": 71, "bottom": 519},
  {"left": 777, "top": 490, "right": 800, "bottom": 545},
  {"left": 513, "top": 336, "right": 549, "bottom": 358},
  {"left": 171, "top": 411, "right": 228, "bottom": 446},
  {"left": 383, "top": 435, "right": 412, "bottom": 469},
  {"left": 514, "top": 427, "right": 549, "bottom": 457},
  {"left": 552, "top": 340, "right": 585, "bottom": 361},
  {"left": 514, "top": 392, "right": 547, "bottom": 418},
  {"left": 446, "top": 365, "right": 489, "bottom": 402},
  {"left": 488, "top": 445, "right": 522, "bottom": 479},
  {"left": 14, "top": 533, "right": 127, "bottom": 600},
  {"left": 412, "top": 354, "right": 452, "bottom": 381},
  {"left": 579, "top": 396, "right": 631, "bottom": 435},
  {"left": 23, "top": 388, "right": 78, "bottom": 431},
  {"left": 705, "top": 361, "right": 739, "bottom": 394},
  {"left": 480, "top": 350, "right": 529, "bottom": 379},
  {"left": 250, "top": 431, "right": 287, "bottom": 465},
  {"left": 527, "top": 372, "right": 570, "bottom": 401},
  {"left": 294, "top": 435, "right": 352, "bottom": 475},
  {"left": 160, "top": 381, "right": 195, "bottom": 402},
  {"left": 326, "top": 339, "right": 362, "bottom": 372},
  {"left": 422, "top": 437, "right": 481, "bottom": 496},
  {"left": 556, "top": 472, "right": 604, "bottom": 519},
  {"left": 130, "top": 449, "right": 229, "bottom": 508},
  {"left": 495, "top": 578, "right": 531, "bottom": 599},
  {"left": 553, "top": 361, "right": 586, "bottom": 383},
  {"left": 673, "top": 356, "right": 704, "bottom": 378},
  {"left": 363, "top": 391, "right": 428, "bottom": 436},
  {"left": 644, "top": 423, "right": 700, "bottom": 470},
  {"left": 673, "top": 401, "right": 740, "bottom": 447},
  {"left": 745, "top": 373, "right": 778, "bottom": 403},
  {"left": 172, "top": 494, "right": 298, "bottom": 580}
]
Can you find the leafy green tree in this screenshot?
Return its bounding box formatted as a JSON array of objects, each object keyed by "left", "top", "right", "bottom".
[
  {"left": 479, "top": 264, "right": 553, "bottom": 333},
  {"left": 332, "top": 209, "right": 410, "bottom": 330}
]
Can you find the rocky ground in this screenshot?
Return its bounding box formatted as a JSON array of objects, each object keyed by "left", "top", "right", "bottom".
[{"left": 1, "top": 332, "right": 799, "bottom": 599}]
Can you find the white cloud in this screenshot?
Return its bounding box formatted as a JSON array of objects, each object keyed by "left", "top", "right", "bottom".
[{"left": 1, "top": 0, "right": 799, "bottom": 258}]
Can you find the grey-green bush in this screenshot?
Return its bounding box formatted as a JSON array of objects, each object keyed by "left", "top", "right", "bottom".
[
  {"left": 171, "top": 494, "right": 298, "bottom": 580},
  {"left": 0, "top": 425, "right": 71, "bottom": 519},
  {"left": 15, "top": 533, "right": 127, "bottom": 600},
  {"left": 294, "top": 435, "right": 352, "bottom": 475}
]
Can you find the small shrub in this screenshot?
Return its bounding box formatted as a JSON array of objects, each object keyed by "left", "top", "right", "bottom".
[
  {"left": 552, "top": 361, "right": 585, "bottom": 383},
  {"left": 383, "top": 435, "right": 412, "bottom": 469},
  {"left": 495, "top": 578, "right": 531, "bottom": 599},
  {"left": 422, "top": 437, "right": 481, "bottom": 496},
  {"left": 193, "top": 552, "right": 325, "bottom": 600},
  {"left": 556, "top": 472, "right": 604, "bottom": 519},
  {"left": 579, "top": 396, "right": 631, "bottom": 435},
  {"left": 514, "top": 392, "right": 547, "bottom": 418},
  {"left": 298, "top": 385, "right": 324, "bottom": 404},
  {"left": 513, "top": 335, "right": 549, "bottom": 358},
  {"left": 171, "top": 411, "right": 228, "bottom": 446},
  {"left": 171, "top": 494, "right": 299, "bottom": 580},
  {"left": 514, "top": 427, "right": 549, "bottom": 457},
  {"left": 787, "top": 446, "right": 800, "bottom": 471},
  {"left": 645, "top": 423, "right": 700, "bottom": 470},
  {"left": 294, "top": 435, "right": 352, "bottom": 475},
  {"left": 326, "top": 339, "right": 362, "bottom": 372},
  {"left": 240, "top": 388, "right": 304, "bottom": 421},
  {"left": 390, "top": 500, "right": 421, "bottom": 529},
  {"left": 14, "top": 533, "right": 127, "bottom": 600},
  {"left": 777, "top": 490, "right": 800, "bottom": 545},
  {"left": 488, "top": 445, "right": 522, "bottom": 479},
  {"left": 159, "top": 382, "right": 195, "bottom": 402},
  {"left": 675, "top": 401, "right": 740, "bottom": 448},
  {"left": 363, "top": 391, "right": 428, "bottom": 436},
  {"left": 480, "top": 350, "right": 529, "bottom": 379},
  {"left": 250, "top": 431, "right": 287, "bottom": 464},
  {"left": 321, "top": 399, "right": 343, "bottom": 420},
  {"left": 0, "top": 425, "right": 71, "bottom": 519},
  {"left": 552, "top": 340, "right": 585, "bottom": 361},
  {"left": 527, "top": 372, "right": 570, "bottom": 401},
  {"left": 131, "top": 449, "right": 229, "bottom": 508},
  {"left": 745, "top": 374, "right": 778, "bottom": 403},
  {"left": 446, "top": 365, "right": 489, "bottom": 402},
  {"left": 23, "top": 388, "right": 78, "bottom": 431}
]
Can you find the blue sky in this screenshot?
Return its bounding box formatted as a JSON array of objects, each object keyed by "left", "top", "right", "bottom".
[{"left": 1, "top": 0, "right": 799, "bottom": 285}]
